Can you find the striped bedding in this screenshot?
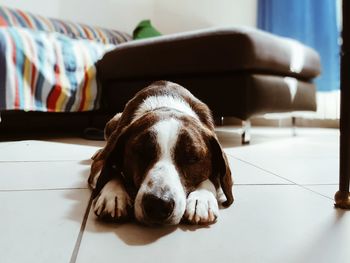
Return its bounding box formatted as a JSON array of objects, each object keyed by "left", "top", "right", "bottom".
[{"left": 0, "top": 6, "right": 130, "bottom": 112}]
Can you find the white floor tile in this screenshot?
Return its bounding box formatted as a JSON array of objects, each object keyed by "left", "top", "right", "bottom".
[
  {"left": 0, "top": 141, "right": 19, "bottom": 150},
  {"left": 238, "top": 156, "right": 338, "bottom": 185},
  {"left": 224, "top": 136, "right": 339, "bottom": 185},
  {"left": 42, "top": 137, "right": 105, "bottom": 147},
  {"left": 0, "top": 161, "right": 90, "bottom": 190},
  {"left": 219, "top": 127, "right": 338, "bottom": 154},
  {"left": 0, "top": 140, "right": 102, "bottom": 161},
  {"left": 0, "top": 189, "right": 90, "bottom": 263},
  {"left": 75, "top": 185, "right": 350, "bottom": 263},
  {"left": 228, "top": 136, "right": 338, "bottom": 159}
]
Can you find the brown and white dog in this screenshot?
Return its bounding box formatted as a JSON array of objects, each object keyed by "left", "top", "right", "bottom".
[{"left": 88, "top": 81, "right": 234, "bottom": 225}]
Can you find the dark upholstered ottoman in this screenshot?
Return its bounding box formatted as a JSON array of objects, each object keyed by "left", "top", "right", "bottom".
[{"left": 96, "top": 27, "right": 321, "bottom": 142}]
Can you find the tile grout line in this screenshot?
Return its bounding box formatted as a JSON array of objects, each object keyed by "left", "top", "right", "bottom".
[
  {"left": 298, "top": 183, "right": 339, "bottom": 186},
  {"left": 0, "top": 187, "right": 88, "bottom": 192},
  {"left": 229, "top": 156, "right": 335, "bottom": 201},
  {"left": 235, "top": 183, "right": 294, "bottom": 186},
  {"left": 234, "top": 183, "right": 338, "bottom": 186},
  {"left": 228, "top": 156, "right": 298, "bottom": 185},
  {"left": 69, "top": 192, "right": 93, "bottom": 263},
  {"left": 300, "top": 185, "right": 335, "bottom": 201},
  {"left": 0, "top": 160, "right": 91, "bottom": 163}
]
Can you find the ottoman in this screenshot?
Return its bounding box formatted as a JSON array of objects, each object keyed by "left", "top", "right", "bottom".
[{"left": 96, "top": 27, "right": 321, "bottom": 142}]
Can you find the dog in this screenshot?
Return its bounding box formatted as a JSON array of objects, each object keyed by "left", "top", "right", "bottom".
[{"left": 88, "top": 81, "right": 234, "bottom": 225}]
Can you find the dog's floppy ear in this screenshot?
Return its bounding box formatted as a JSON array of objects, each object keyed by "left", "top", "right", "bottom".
[
  {"left": 92, "top": 128, "right": 129, "bottom": 198},
  {"left": 210, "top": 135, "right": 234, "bottom": 207}
]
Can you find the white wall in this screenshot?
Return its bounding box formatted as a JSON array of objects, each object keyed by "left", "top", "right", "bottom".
[
  {"left": 0, "top": 0, "right": 257, "bottom": 34},
  {"left": 153, "top": 0, "right": 257, "bottom": 34},
  {"left": 0, "top": 0, "right": 155, "bottom": 33}
]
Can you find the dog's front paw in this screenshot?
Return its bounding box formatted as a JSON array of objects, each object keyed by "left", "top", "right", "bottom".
[
  {"left": 184, "top": 189, "right": 219, "bottom": 225},
  {"left": 93, "top": 179, "right": 132, "bottom": 221}
]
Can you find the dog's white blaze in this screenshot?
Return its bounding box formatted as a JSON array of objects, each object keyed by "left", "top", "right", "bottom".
[
  {"left": 154, "top": 118, "right": 180, "bottom": 160},
  {"left": 133, "top": 95, "right": 198, "bottom": 121},
  {"left": 134, "top": 119, "right": 187, "bottom": 224}
]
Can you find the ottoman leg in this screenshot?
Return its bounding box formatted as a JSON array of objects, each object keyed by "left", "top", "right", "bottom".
[
  {"left": 292, "top": 116, "right": 297, "bottom": 137},
  {"left": 241, "top": 120, "right": 251, "bottom": 145}
]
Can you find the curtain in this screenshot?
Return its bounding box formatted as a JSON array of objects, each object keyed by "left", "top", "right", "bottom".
[{"left": 258, "top": 0, "right": 340, "bottom": 119}]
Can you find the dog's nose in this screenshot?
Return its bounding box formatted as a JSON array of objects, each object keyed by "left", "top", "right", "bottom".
[{"left": 142, "top": 194, "right": 175, "bottom": 222}]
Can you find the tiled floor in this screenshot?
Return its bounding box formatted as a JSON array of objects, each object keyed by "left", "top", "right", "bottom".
[{"left": 1, "top": 127, "right": 349, "bottom": 263}]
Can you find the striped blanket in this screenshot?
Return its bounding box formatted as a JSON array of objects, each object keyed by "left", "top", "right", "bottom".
[{"left": 0, "top": 6, "right": 130, "bottom": 112}]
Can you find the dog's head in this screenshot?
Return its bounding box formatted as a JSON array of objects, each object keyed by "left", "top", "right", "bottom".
[{"left": 98, "top": 110, "right": 233, "bottom": 225}]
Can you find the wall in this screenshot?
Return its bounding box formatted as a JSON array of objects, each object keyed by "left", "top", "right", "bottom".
[
  {"left": 0, "top": 0, "right": 257, "bottom": 34},
  {"left": 0, "top": 0, "right": 155, "bottom": 33},
  {"left": 153, "top": 0, "right": 257, "bottom": 34}
]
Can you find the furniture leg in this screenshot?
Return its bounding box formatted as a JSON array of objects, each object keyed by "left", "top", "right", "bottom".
[
  {"left": 291, "top": 116, "right": 297, "bottom": 137},
  {"left": 241, "top": 120, "right": 251, "bottom": 145},
  {"left": 334, "top": 0, "right": 350, "bottom": 209}
]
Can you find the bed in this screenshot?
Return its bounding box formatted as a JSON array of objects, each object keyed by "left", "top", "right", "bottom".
[{"left": 0, "top": 6, "right": 130, "bottom": 113}]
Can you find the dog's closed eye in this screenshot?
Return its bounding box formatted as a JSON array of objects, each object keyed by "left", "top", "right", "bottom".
[{"left": 186, "top": 155, "right": 201, "bottom": 165}]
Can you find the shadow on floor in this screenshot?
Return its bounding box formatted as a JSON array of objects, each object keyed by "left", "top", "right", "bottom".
[{"left": 64, "top": 187, "right": 219, "bottom": 246}]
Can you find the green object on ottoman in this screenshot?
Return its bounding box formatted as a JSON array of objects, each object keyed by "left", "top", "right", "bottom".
[{"left": 133, "top": 20, "right": 161, "bottom": 40}]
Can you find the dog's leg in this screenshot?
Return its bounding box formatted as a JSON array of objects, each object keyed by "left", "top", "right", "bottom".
[
  {"left": 184, "top": 179, "right": 219, "bottom": 225},
  {"left": 93, "top": 177, "right": 132, "bottom": 221},
  {"left": 88, "top": 159, "right": 104, "bottom": 189}
]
